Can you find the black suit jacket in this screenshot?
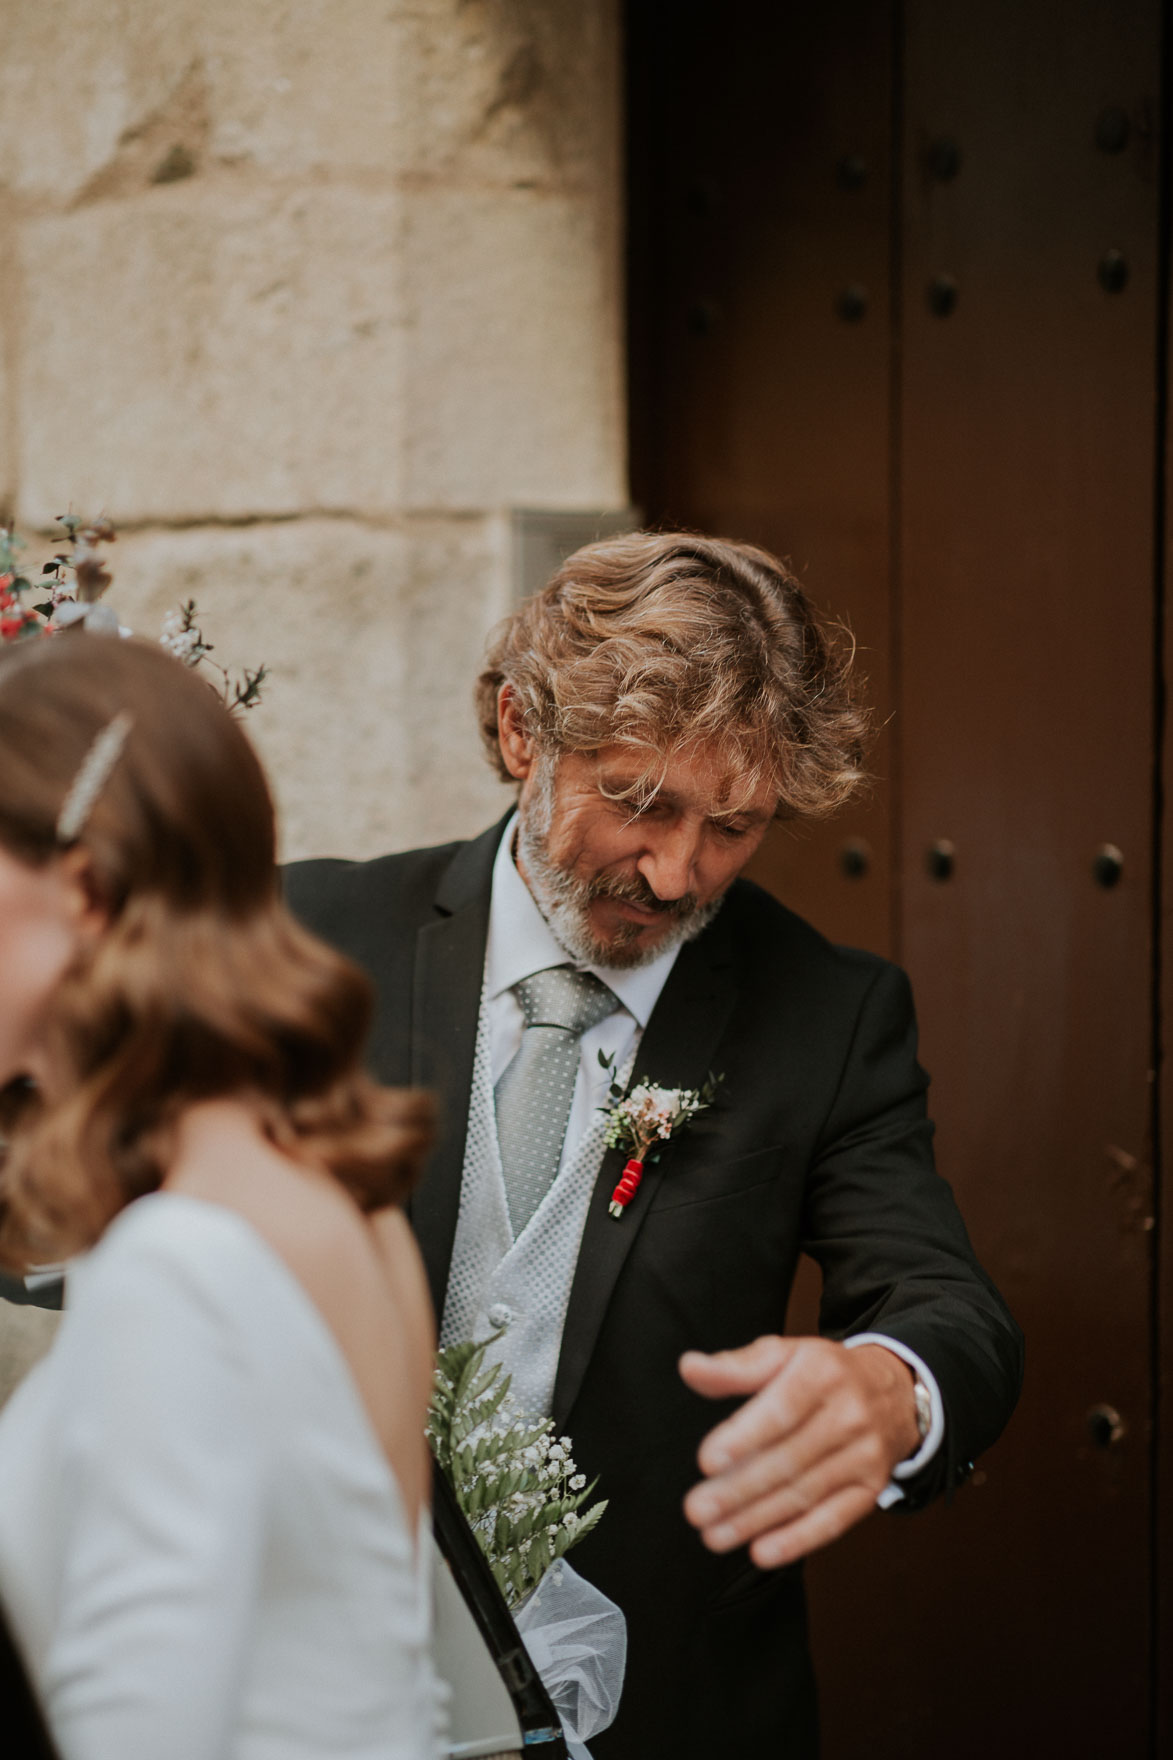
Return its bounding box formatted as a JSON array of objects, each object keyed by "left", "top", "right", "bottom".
[{"left": 285, "top": 817, "right": 1022, "bottom": 1759}]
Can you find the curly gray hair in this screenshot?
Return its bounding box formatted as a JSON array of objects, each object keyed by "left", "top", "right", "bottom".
[{"left": 476, "top": 531, "right": 871, "bottom": 819}]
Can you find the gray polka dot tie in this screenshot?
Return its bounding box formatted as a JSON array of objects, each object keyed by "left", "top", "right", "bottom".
[{"left": 496, "top": 965, "right": 619, "bottom": 1238}]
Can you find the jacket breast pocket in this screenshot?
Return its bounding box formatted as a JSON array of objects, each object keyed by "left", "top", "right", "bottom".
[{"left": 650, "top": 1143, "right": 784, "bottom": 1212}]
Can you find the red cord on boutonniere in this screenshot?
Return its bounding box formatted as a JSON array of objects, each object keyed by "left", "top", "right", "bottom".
[{"left": 597, "top": 1056, "right": 722, "bottom": 1219}]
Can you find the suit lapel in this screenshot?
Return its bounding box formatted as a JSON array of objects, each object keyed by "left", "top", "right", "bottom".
[
  {"left": 409, "top": 816, "right": 510, "bottom": 1319},
  {"left": 552, "top": 905, "right": 740, "bottom": 1428}
]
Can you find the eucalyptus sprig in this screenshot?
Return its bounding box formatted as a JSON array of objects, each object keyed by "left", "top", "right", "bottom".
[
  {"left": 160, "top": 600, "right": 268, "bottom": 715},
  {"left": 428, "top": 1336, "right": 607, "bottom": 1610},
  {"left": 43, "top": 512, "right": 117, "bottom": 604}
]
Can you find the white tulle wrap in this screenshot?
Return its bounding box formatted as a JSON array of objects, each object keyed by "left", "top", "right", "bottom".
[{"left": 514, "top": 1561, "right": 627, "bottom": 1760}]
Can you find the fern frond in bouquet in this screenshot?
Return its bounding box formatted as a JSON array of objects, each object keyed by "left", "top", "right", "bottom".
[{"left": 428, "top": 1335, "right": 607, "bottom": 1610}]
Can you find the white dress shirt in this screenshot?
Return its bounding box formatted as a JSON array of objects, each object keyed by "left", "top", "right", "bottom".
[{"left": 483, "top": 817, "right": 943, "bottom": 1497}]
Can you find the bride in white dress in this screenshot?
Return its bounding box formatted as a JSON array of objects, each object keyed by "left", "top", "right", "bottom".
[{"left": 0, "top": 633, "right": 444, "bottom": 1759}]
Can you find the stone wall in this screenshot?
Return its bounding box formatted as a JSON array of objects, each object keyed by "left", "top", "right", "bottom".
[{"left": 0, "top": 1, "right": 626, "bottom": 857}]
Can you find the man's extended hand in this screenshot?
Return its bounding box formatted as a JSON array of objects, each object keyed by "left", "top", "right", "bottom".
[{"left": 680, "top": 1336, "right": 921, "bottom": 1570}]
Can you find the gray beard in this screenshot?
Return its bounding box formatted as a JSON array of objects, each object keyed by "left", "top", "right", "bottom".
[{"left": 515, "top": 761, "right": 724, "bottom": 971}]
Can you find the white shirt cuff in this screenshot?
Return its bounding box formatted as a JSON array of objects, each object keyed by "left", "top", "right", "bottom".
[{"left": 842, "top": 1332, "right": 945, "bottom": 1510}]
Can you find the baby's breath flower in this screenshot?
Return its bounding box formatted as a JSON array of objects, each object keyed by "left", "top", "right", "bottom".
[
  {"left": 602, "top": 1078, "right": 713, "bottom": 1159},
  {"left": 428, "top": 1335, "right": 607, "bottom": 1610}
]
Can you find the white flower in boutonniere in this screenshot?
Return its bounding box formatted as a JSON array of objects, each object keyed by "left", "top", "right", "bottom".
[{"left": 598, "top": 1054, "right": 723, "bottom": 1219}]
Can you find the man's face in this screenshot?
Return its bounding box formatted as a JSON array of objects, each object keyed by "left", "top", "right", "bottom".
[{"left": 515, "top": 741, "right": 777, "bottom": 969}]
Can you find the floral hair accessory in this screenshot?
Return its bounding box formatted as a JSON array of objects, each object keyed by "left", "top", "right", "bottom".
[
  {"left": 0, "top": 514, "right": 120, "bottom": 646},
  {"left": 0, "top": 517, "right": 266, "bottom": 715},
  {"left": 598, "top": 1056, "right": 722, "bottom": 1219},
  {"left": 56, "top": 712, "right": 134, "bottom": 845}
]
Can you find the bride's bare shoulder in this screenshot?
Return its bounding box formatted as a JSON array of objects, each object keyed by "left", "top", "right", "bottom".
[
  {"left": 368, "top": 1206, "right": 434, "bottom": 1344},
  {"left": 368, "top": 1203, "right": 420, "bottom": 1270}
]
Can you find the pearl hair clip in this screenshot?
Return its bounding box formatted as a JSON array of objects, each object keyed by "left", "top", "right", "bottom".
[{"left": 56, "top": 712, "right": 134, "bottom": 846}]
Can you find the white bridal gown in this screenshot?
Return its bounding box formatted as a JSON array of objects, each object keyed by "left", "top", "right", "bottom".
[{"left": 0, "top": 1192, "right": 443, "bottom": 1760}]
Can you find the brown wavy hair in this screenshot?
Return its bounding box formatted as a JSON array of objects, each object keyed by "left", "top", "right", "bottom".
[
  {"left": 0, "top": 634, "right": 431, "bottom": 1269},
  {"left": 477, "top": 531, "right": 871, "bottom": 817}
]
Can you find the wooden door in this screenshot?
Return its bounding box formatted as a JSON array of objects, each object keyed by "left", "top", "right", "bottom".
[
  {"left": 628, "top": 0, "right": 897, "bottom": 959},
  {"left": 627, "top": 1, "right": 1164, "bottom": 1752}
]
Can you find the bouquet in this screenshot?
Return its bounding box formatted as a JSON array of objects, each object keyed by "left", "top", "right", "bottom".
[
  {"left": 427, "top": 1334, "right": 606, "bottom": 1611},
  {"left": 428, "top": 1337, "right": 626, "bottom": 1756}
]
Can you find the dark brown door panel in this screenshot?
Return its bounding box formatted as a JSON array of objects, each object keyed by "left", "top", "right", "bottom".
[{"left": 627, "top": 0, "right": 1163, "bottom": 1751}]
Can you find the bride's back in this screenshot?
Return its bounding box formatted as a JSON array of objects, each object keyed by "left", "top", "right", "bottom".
[{"left": 166, "top": 1098, "right": 436, "bottom": 1533}]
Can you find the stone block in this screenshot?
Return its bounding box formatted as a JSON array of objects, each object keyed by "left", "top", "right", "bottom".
[
  {"left": 402, "top": 185, "right": 626, "bottom": 511},
  {"left": 395, "top": 0, "right": 620, "bottom": 192},
  {"left": 0, "top": 317, "right": 11, "bottom": 518},
  {"left": 394, "top": 512, "right": 518, "bottom": 840},
  {"left": 204, "top": 0, "right": 405, "bottom": 179},
  {"left": 0, "top": 1, "right": 200, "bottom": 204},
  {"left": 0, "top": 0, "right": 405, "bottom": 203},
  {"left": 0, "top": 0, "right": 619, "bottom": 200},
  {"left": 0, "top": 1302, "right": 60, "bottom": 1411},
  {"left": 17, "top": 184, "right": 406, "bottom": 526},
  {"left": 98, "top": 517, "right": 513, "bottom": 861}
]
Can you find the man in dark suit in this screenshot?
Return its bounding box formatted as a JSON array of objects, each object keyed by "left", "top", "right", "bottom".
[{"left": 285, "top": 532, "right": 1021, "bottom": 1758}]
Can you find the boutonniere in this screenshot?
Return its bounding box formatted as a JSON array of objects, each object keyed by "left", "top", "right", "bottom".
[{"left": 597, "top": 1053, "right": 722, "bottom": 1220}]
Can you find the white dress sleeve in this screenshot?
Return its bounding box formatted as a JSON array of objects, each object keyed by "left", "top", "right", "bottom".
[{"left": 44, "top": 1233, "right": 271, "bottom": 1760}]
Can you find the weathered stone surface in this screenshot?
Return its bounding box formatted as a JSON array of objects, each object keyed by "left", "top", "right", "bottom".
[
  {"left": 7, "top": 0, "right": 625, "bottom": 525},
  {"left": 0, "top": 326, "right": 12, "bottom": 519},
  {"left": 0, "top": 0, "right": 404, "bottom": 202},
  {"left": 211, "top": 0, "right": 619, "bottom": 190},
  {"left": 402, "top": 186, "right": 626, "bottom": 510},
  {"left": 0, "top": 2, "right": 201, "bottom": 205},
  {"left": 18, "top": 185, "right": 406, "bottom": 526},
  {"left": 0, "top": 1303, "right": 60, "bottom": 1412},
  {"left": 0, "top": 185, "right": 14, "bottom": 515},
  {"left": 101, "top": 518, "right": 514, "bottom": 861},
  {"left": 392, "top": 511, "right": 518, "bottom": 838},
  {"left": 0, "top": 1, "right": 618, "bottom": 201},
  {"left": 4, "top": 0, "right": 624, "bottom": 857},
  {"left": 73, "top": 60, "right": 212, "bottom": 207},
  {"left": 396, "top": 0, "right": 620, "bottom": 191},
  {"left": 203, "top": 0, "right": 405, "bottom": 179}
]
